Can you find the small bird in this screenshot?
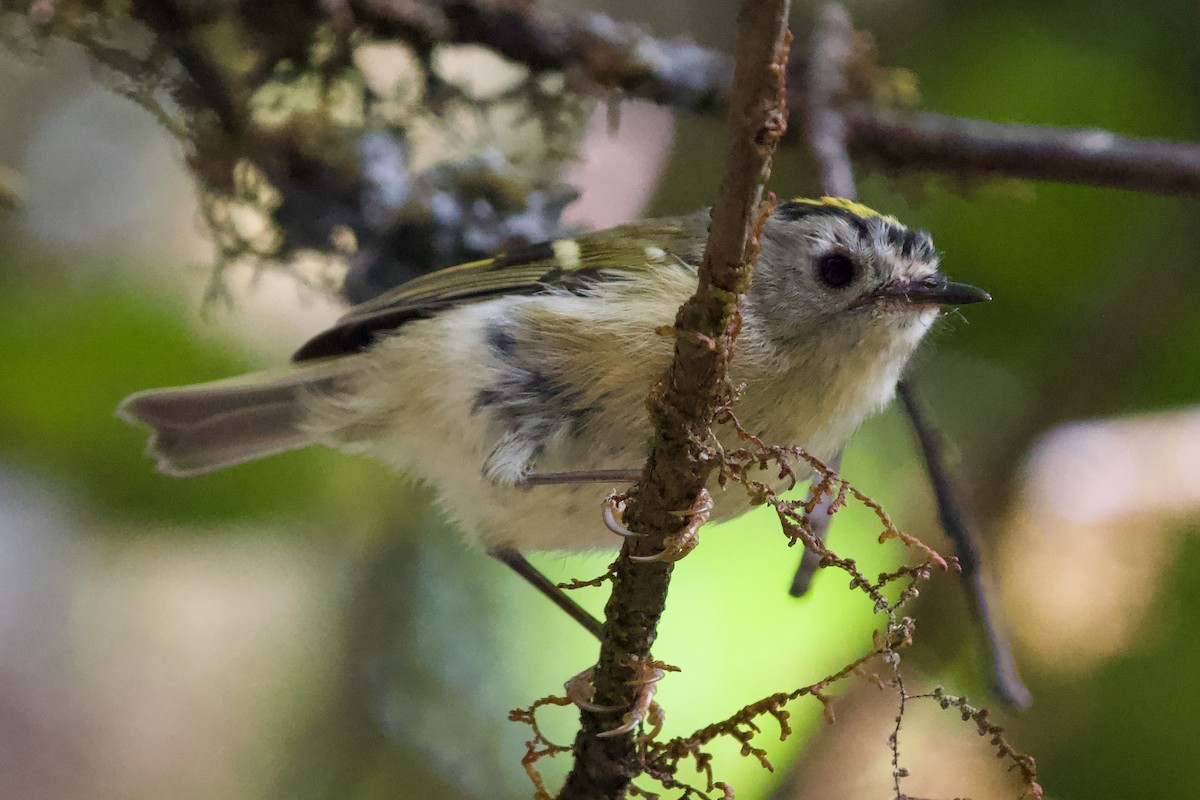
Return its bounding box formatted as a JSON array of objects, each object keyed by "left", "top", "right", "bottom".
[{"left": 119, "top": 197, "right": 988, "bottom": 553}]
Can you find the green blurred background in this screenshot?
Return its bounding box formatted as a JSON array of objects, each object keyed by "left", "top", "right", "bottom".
[{"left": 1, "top": 1, "right": 1199, "bottom": 798}]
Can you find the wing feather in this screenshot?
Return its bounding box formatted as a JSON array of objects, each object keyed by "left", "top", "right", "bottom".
[{"left": 292, "top": 214, "right": 706, "bottom": 362}]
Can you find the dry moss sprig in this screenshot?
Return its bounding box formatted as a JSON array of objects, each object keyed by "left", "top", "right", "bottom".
[
  {"left": 557, "top": 563, "right": 619, "bottom": 591},
  {"left": 509, "top": 693, "right": 577, "bottom": 800},
  {"left": 511, "top": 401, "right": 971, "bottom": 798},
  {"left": 641, "top": 622, "right": 918, "bottom": 795},
  {"left": 891, "top": 687, "right": 1043, "bottom": 800}
]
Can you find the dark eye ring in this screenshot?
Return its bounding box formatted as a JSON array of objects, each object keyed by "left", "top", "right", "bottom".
[{"left": 816, "top": 252, "right": 856, "bottom": 289}]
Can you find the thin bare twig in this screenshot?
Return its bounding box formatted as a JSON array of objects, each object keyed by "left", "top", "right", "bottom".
[
  {"left": 897, "top": 380, "right": 1032, "bottom": 709},
  {"left": 556, "top": 1, "right": 793, "bottom": 797}
]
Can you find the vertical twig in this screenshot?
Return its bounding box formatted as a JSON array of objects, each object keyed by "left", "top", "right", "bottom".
[
  {"left": 804, "top": 2, "right": 1030, "bottom": 709},
  {"left": 805, "top": 3, "right": 857, "bottom": 200},
  {"left": 789, "top": 2, "right": 858, "bottom": 598},
  {"left": 556, "top": 1, "right": 793, "bottom": 797}
]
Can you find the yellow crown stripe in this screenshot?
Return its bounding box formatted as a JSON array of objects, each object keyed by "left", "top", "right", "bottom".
[{"left": 786, "top": 196, "right": 899, "bottom": 225}]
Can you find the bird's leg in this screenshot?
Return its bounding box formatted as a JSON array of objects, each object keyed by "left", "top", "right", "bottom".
[
  {"left": 521, "top": 469, "right": 642, "bottom": 486},
  {"left": 629, "top": 488, "right": 713, "bottom": 563},
  {"left": 497, "top": 472, "right": 707, "bottom": 638},
  {"left": 519, "top": 470, "right": 642, "bottom": 540},
  {"left": 490, "top": 471, "right": 642, "bottom": 634},
  {"left": 487, "top": 547, "right": 603, "bottom": 639},
  {"left": 789, "top": 450, "right": 843, "bottom": 596}
]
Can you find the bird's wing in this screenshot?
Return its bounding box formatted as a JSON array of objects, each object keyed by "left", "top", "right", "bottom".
[{"left": 292, "top": 215, "right": 705, "bottom": 362}]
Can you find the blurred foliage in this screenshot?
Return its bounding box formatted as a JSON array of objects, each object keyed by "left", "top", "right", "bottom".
[
  {"left": 0, "top": 259, "right": 392, "bottom": 527},
  {"left": 1019, "top": 526, "right": 1200, "bottom": 799}
]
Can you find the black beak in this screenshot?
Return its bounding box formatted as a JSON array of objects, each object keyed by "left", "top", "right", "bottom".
[{"left": 857, "top": 277, "right": 991, "bottom": 308}]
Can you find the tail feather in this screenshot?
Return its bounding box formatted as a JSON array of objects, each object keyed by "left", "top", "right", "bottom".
[{"left": 118, "top": 364, "right": 345, "bottom": 476}]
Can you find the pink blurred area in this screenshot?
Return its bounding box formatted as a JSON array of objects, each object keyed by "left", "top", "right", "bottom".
[{"left": 1003, "top": 407, "right": 1200, "bottom": 670}]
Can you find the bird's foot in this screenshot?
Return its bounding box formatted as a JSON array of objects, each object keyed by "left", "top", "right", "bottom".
[
  {"left": 629, "top": 488, "right": 713, "bottom": 563},
  {"left": 597, "top": 656, "right": 671, "bottom": 739},
  {"left": 603, "top": 492, "right": 638, "bottom": 538},
  {"left": 564, "top": 667, "right": 624, "bottom": 713},
  {"left": 565, "top": 659, "right": 671, "bottom": 739}
]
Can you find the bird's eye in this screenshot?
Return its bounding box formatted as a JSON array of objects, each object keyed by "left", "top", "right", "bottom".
[{"left": 816, "top": 252, "right": 856, "bottom": 289}]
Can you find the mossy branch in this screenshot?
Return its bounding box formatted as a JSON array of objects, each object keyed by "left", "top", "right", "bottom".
[{"left": 556, "top": 2, "right": 792, "bottom": 798}]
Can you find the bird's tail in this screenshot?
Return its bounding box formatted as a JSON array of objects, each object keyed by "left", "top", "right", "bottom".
[{"left": 117, "top": 361, "right": 350, "bottom": 476}]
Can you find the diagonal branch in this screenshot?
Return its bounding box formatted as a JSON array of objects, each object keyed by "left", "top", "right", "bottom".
[
  {"left": 556, "top": 1, "right": 792, "bottom": 797},
  {"left": 897, "top": 381, "right": 1031, "bottom": 708}
]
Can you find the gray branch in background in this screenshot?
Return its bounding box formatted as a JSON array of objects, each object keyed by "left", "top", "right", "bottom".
[
  {"left": 847, "top": 107, "right": 1200, "bottom": 198},
  {"left": 349, "top": 0, "right": 1200, "bottom": 198},
  {"left": 804, "top": 3, "right": 857, "bottom": 201},
  {"left": 40, "top": 0, "right": 1200, "bottom": 305},
  {"left": 349, "top": 0, "right": 738, "bottom": 114}
]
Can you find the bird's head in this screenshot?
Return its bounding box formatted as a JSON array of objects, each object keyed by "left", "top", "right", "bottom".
[{"left": 747, "top": 197, "right": 988, "bottom": 354}]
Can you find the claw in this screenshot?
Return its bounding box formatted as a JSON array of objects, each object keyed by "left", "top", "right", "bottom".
[
  {"left": 629, "top": 488, "right": 713, "bottom": 563},
  {"left": 564, "top": 668, "right": 624, "bottom": 713},
  {"left": 603, "top": 493, "right": 638, "bottom": 538},
  {"left": 598, "top": 709, "right": 647, "bottom": 738},
  {"left": 629, "top": 550, "right": 672, "bottom": 563},
  {"left": 670, "top": 490, "right": 715, "bottom": 519},
  {"left": 601, "top": 698, "right": 665, "bottom": 740},
  {"left": 597, "top": 658, "right": 670, "bottom": 738}
]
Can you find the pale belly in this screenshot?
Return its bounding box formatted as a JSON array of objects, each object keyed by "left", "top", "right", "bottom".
[{"left": 299, "top": 295, "right": 920, "bottom": 551}]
